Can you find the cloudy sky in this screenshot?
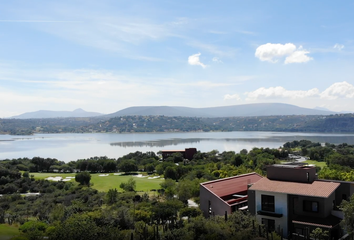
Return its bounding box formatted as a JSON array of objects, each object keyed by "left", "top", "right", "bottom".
[{"left": 0, "top": 0, "right": 353, "bottom": 117}]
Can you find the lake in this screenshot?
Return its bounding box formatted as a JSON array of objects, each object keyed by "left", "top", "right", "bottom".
[{"left": 1, "top": 131, "right": 354, "bottom": 162}]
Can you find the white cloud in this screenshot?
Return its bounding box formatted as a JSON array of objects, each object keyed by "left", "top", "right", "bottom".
[
  {"left": 333, "top": 44, "right": 344, "bottom": 51},
  {"left": 255, "top": 43, "right": 312, "bottom": 64},
  {"left": 212, "top": 57, "right": 223, "bottom": 63},
  {"left": 244, "top": 86, "right": 320, "bottom": 100},
  {"left": 255, "top": 43, "right": 296, "bottom": 62},
  {"left": 241, "top": 82, "right": 354, "bottom": 102},
  {"left": 188, "top": 53, "right": 206, "bottom": 68},
  {"left": 285, "top": 50, "right": 313, "bottom": 64},
  {"left": 224, "top": 94, "right": 241, "bottom": 100},
  {"left": 320, "top": 81, "right": 354, "bottom": 99}
]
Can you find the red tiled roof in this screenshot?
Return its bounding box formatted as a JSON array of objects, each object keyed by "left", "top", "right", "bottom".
[
  {"left": 201, "top": 172, "right": 263, "bottom": 198},
  {"left": 249, "top": 178, "right": 340, "bottom": 198}
]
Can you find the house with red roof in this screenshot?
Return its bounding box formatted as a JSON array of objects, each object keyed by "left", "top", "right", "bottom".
[
  {"left": 161, "top": 148, "right": 197, "bottom": 160},
  {"left": 199, "top": 172, "right": 263, "bottom": 218}
]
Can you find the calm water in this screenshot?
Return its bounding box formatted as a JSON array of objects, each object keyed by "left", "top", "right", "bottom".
[{"left": 1, "top": 131, "right": 354, "bottom": 162}]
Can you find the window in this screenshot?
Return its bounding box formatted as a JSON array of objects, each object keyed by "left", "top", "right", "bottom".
[
  {"left": 303, "top": 200, "right": 319, "bottom": 212},
  {"left": 262, "top": 218, "right": 275, "bottom": 232},
  {"left": 208, "top": 201, "right": 212, "bottom": 215},
  {"left": 261, "top": 195, "right": 275, "bottom": 212},
  {"left": 342, "top": 194, "right": 347, "bottom": 201}
]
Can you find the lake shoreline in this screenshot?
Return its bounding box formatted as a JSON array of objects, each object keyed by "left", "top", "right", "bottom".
[{"left": 1, "top": 131, "right": 354, "bottom": 162}]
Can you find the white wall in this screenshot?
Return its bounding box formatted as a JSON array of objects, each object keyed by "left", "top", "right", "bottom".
[
  {"left": 200, "top": 186, "right": 230, "bottom": 218},
  {"left": 255, "top": 190, "right": 288, "bottom": 237}
]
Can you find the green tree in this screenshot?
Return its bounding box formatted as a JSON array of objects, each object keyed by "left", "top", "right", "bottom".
[
  {"left": 160, "top": 179, "right": 176, "bottom": 199},
  {"left": 119, "top": 177, "right": 136, "bottom": 192},
  {"left": 145, "top": 163, "right": 155, "bottom": 173},
  {"left": 164, "top": 166, "right": 177, "bottom": 180},
  {"left": 47, "top": 213, "right": 100, "bottom": 240},
  {"left": 75, "top": 172, "right": 91, "bottom": 185},
  {"left": 19, "top": 221, "right": 48, "bottom": 240},
  {"left": 106, "top": 188, "right": 118, "bottom": 205},
  {"left": 310, "top": 227, "right": 329, "bottom": 240},
  {"left": 340, "top": 194, "right": 354, "bottom": 239},
  {"left": 22, "top": 171, "right": 29, "bottom": 178},
  {"left": 176, "top": 179, "right": 193, "bottom": 202},
  {"left": 118, "top": 159, "right": 138, "bottom": 173}
]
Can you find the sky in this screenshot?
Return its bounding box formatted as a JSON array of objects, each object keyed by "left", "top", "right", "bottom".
[{"left": 0, "top": 0, "right": 354, "bottom": 117}]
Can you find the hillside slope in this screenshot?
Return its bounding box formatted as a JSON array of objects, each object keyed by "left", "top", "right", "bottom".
[
  {"left": 11, "top": 108, "right": 103, "bottom": 119},
  {"left": 106, "top": 103, "right": 335, "bottom": 118}
]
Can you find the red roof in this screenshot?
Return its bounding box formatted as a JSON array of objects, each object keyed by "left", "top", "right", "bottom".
[
  {"left": 201, "top": 172, "right": 263, "bottom": 198},
  {"left": 249, "top": 178, "right": 340, "bottom": 198}
]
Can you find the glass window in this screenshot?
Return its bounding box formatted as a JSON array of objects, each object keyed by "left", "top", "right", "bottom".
[
  {"left": 342, "top": 194, "right": 347, "bottom": 201},
  {"left": 262, "top": 218, "right": 275, "bottom": 232},
  {"left": 303, "top": 200, "right": 319, "bottom": 212},
  {"left": 261, "top": 195, "right": 275, "bottom": 212}
]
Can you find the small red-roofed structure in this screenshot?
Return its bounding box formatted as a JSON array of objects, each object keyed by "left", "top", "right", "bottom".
[{"left": 161, "top": 148, "right": 197, "bottom": 160}]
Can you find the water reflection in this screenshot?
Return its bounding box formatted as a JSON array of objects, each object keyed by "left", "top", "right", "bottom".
[
  {"left": 110, "top": 138, "right": 204, "bottom": 147},
  {"left": 1, "top": 132, "right": 354, "bottom": 162},
  {"left": 110, "top": 135, "right": 354, "bottom": 148}
]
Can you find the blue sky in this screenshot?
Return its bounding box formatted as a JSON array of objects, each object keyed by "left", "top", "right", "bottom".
[{"left": 0, "top": 0, "right": 354, "bottom": 117}]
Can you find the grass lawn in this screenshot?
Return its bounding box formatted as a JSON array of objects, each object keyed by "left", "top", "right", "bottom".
[
  {"left": 0, "top": 224, "right": 21, "bottom": 240},
  {"left": 30, "top": 172, "right": 76, "bottom": 180},
  {"left": 303, "top": 160, "right": 327, "bottom": 168},
  {"left": 30, "top": 172, "right": 164, "bottom": 192}
]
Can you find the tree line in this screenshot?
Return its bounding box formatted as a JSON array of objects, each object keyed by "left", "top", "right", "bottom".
[{"left": 2, "top": 113, "right": 354, "bottom": 135}]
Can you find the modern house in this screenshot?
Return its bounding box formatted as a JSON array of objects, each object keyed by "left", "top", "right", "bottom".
[
  {"left": 199, "top": 172, "right": 263, "bottom": 218},
  {"left": 248, "top": 164, "right": 354, "bottom": 239},
  {"left": 161, "top": 148, "right": 197, "bottom": 160}
]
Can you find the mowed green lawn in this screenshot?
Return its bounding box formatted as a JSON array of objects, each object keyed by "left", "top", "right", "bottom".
[
  {"left": 303, "top": 160, "right": 327, "bottom": 168},
  {"left": 30, "top": 172, "right": 164, "bottom": 192},
  {"left": 0, "top": 224, "right": 20, "bottom": 240}
]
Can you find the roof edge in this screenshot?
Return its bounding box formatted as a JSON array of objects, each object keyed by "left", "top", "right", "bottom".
[{"left": 200, "top": 172, "right": 263, "bottom": 186}]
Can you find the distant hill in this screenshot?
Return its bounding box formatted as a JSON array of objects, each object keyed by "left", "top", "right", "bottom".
[
  {"left": 11, "top": 108, "right": 103, "bottom": 119},
  {"left": 105, "top": 103, "right": 336, "bottom": 118}
]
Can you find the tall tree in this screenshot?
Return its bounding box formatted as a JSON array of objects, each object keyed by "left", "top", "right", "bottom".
[{"left": 340, "top": 194, "right": 354, "bottom": 239}]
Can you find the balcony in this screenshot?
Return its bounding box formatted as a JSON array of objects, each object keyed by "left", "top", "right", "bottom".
[
  {"left": 257, "top": 210, "right": 283, "bottom": 218},
  {"left": 256, "top": 204, "right": 283, "bottom": 218}
]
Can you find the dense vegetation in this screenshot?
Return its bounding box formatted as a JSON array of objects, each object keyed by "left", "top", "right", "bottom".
[
  {"left": 0, "top": 147, "right": 287, "bottom": 239},
  {"left": 283, "top": 140, "right": 354, "bottom": 181},
  {"left": 2, "top": 113, "right": 354, "bottom": 135},
  {"left": 2, "top": 140, "right": 354, "bottom": 239}
]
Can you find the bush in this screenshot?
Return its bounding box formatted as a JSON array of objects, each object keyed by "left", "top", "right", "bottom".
[
  {"left": 119, "top": 177, "right": 136, "bottom": 192},
  {"left": 75, "top": 172, "right": 91, "bottom": 185}
]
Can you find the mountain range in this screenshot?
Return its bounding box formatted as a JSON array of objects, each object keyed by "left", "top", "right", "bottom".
[
  {"left": 10, "top": 108, "right": 103, "bottom": 119},
  {"left": 105, "top": 103, "right": 337, "bottom": 118},
  {"left": 10, "top": 103, "right": 340, "bottom": 119}
]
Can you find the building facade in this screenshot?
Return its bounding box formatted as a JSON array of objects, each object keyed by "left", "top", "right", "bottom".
[{"left": 248, "top": 164, "right": 353, "bottom": 239}]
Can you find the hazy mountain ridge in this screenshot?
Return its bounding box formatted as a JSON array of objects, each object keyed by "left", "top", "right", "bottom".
[
  {"left": 11, "top": 108, "right": 103, "bottom": 119},
  {"left": 105, "top": 103, "right": 336, "bottom": 118},
  {"left": 10, "top": 103, "right": 340, "bottom": 119}
]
